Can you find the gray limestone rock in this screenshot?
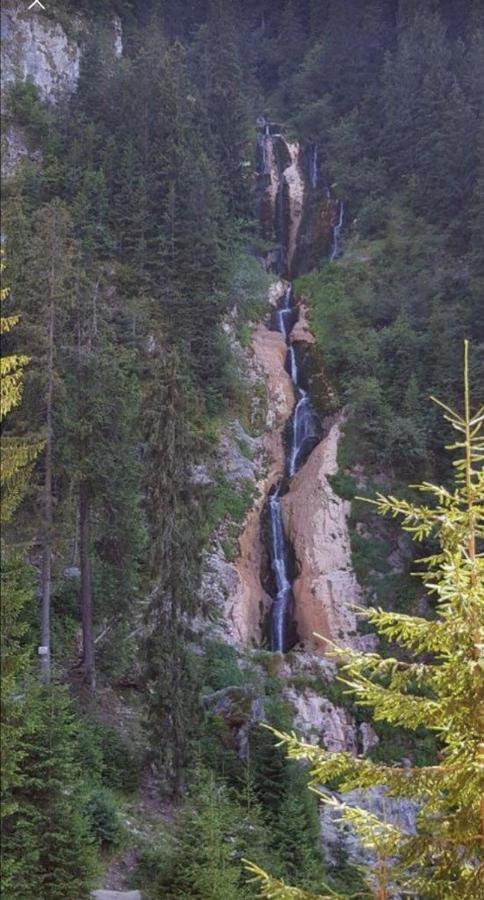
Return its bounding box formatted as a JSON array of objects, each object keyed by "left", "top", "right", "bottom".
[{"left": 92, "top": 892, "right": 141, "bottom": 900}]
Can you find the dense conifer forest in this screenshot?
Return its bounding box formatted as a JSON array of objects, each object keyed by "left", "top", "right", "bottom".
[{"left": 1, "top": 1, "right": 483, "bottom": 897}]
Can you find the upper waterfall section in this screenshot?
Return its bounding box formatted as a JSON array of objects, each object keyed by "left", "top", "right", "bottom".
[
  {"left": 256, "top": 120, "right": 305, "bottom": 280},
  {"left": 256, "top": 118, "right": 341, "bottom": 279}
]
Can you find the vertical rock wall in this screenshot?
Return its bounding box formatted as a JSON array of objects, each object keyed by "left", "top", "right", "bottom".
[
  {"left": 281, "top": 415, "right": 362, "bottom": 651},
  {"left": 1, "top": 2, "right": 123, "bottom": 177}
]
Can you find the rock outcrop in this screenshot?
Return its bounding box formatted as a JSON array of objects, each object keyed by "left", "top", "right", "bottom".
[
  {"left": 281, "top": 415, "right": 362, "bottom": 652},
  {"left": 1, "top": 3, "right": 123, "bottom": 177},
  {"left": 257, "top": 129, "right": 306, "bottom": 279},
  {"left": 92, "top": 892, "right": 141, "bottom": 900},
  {"left": 1, "top": 5, "right": 81, "bottom": 101},
  {"left": 224, "top": 302, "right": 296, "bottom": 644},
  {"left": 290, "top": 300, "right": 315, "bottom": 345},
  {"left": 283, "top": 141, "right": 305, "bottom": 277},
  {"left": 284, "top": 685, "right": 358, "bottom": 752},
  {"left": 198, "top": 280, "right": 297, "bottom": 646},
  {"left": 320, "top": 786, "right": 418, "bottom": 872}
]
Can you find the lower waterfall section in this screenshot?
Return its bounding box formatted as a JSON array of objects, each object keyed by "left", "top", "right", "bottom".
[
  {"left": 267, "top": 485, "right": 294, "bottom": 652},
  {"left": 266, "top": 285, "right": 321, "bottom": 652}
]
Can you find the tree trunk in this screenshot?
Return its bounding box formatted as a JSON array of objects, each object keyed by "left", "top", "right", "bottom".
[
  {"left": 79, "top": 480, "right": 96, "bottom": 692},
  {"left": 40, "top": 292, "right": 55, "bottom": 684}
]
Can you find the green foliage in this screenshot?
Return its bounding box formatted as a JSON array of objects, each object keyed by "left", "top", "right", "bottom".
[
  {"left": 327, "top": 471, "right": 358, "bottom": 501},
  {"left": 208, "top": 476, "right": 256, "bottom": 529},
  {"left": 1, "top": 685, "right": 98, "bottom": 900},
  {"left": 0, "top": 555, "right": 35, "bottom": 823},
  {"left": 138, "top": 768, "right": 270, "bottom": 899},
  {"left": 77, "top": 721, "right": 141, "bottom": 794},
  {"left": 205, "top": 474, "right": 256, "bottom": 560},
  {"left": 202, "top": 641, "right": 244, "bottom": 691},
  {"left": 228, "top": 251, "right": 272, "bottom": 330},
  {"left": 143, "top": 349, "right": 204, "bottom": 794},
  {"left": 349, "top": 530, "right": 391, "bottom": 583},
  {"left": 84, "top": 787, "right": 123, "bottom": 850},
  {"left": 5, "top": 81, "right": 55, "bottom": 143}
]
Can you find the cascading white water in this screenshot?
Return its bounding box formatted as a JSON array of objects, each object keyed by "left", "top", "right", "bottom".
[
  {"left": 276, "top": 285, "right": 294, "bottom": 339},
  {"left": 288, "top": 388, "right": 317, "bottom": 478},
  {"left": 309, "top": 144, "right": 319, "bottom": 189},
  {"left": 330, "top": 200, "right": 344, "bottom": 261},
  {"left": 268, "top": 486, "right": 293, "bottom": 651},
  {"left": 267, "top": 286, "right": 320, "bottom": 651},
  {"left": 258, "top": 118, "right": 342, "bottom": 652},
  {"left": 288, "top": 344, "right": 298, "bottom": 382}
]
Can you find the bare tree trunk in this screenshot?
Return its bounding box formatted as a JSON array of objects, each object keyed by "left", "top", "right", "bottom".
[
  {"left": 79, "top": 480, "right": 96, "bottom": 692},
  {"left": 40, "top": 290, "right": 55, "bottom": 683}
]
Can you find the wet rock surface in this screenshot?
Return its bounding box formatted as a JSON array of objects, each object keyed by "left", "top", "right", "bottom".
[{"left": 282, "top": 415, "right": 363, "bottom": 652}]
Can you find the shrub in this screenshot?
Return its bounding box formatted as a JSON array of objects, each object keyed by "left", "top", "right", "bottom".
[
  {"left": 203, "top": 641, "right": 243, "bottom": 691},
  {"left": 84, "top": 788, "right": 123, "bottom": 850}
]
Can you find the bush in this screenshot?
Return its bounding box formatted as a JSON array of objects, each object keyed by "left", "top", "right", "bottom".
[
  {"left": 328, "top": 470, "right": 358, "bottom": 500},
  {"left": 77, "top": 722, "right": 141, "bottom": 794},
  {"left": 84, "top": 788, "right": 123, "bottom": 850},
  {"left": 203, "top": 641, "right": 243, "bottom": 691}
]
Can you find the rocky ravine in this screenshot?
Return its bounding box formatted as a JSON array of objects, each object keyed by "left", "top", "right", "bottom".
[
  {"left": 201, "top": 275, "right": 364, "bottom": 657},
  {"left": 200, "top": 279, "right": 295, "bottom": 646}
]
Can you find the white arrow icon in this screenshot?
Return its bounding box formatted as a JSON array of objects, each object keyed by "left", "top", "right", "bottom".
[{"left": 28, "top": 0, "right": 46, "bottom": 10}]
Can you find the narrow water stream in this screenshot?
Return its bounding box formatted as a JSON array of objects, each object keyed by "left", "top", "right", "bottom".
[
  {"left": 330, "top": 200, "right": 344, "bottom": 261},
  {"left": 267, "top": 285, "right": 320, "bottom": 652},
  {"left": 258, "top": 118, "right": 343, "bottom": 652}
]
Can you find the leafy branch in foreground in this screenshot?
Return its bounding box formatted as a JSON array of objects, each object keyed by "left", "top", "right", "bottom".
[
  {"left": 244, "top": 859, "right": 345, "bottom": 900},
  {"left": 246, "top": 342, "right": 484, "bottom": 899},
  {"left": 0, "top": 253, "right": 42, "bottom": 524}
]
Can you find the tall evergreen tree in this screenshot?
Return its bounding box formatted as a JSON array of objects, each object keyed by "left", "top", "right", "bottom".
[
  {"left": 143, "top": 347, "right": 203, "bottom": 794},
  {"left": 1, "top": 686, "right": 97, "bottom": 900}
]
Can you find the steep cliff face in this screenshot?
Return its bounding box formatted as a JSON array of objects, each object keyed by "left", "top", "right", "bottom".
[
  {"left": 199, "top": 280, "right": 296, "bottom": 646},
  {"left": 257, "top": 128, "right": 338, "bottom": 280},
  {"left": 1, "top": 2, "right": 122, "bottom": 176},
  {"left": 281, "top": 415, "right": 362, "bottom": 651},
  {"left": 1, "top": 5, "right": 82, "bottom": 101},
  {"left": 203, "top": 125, "right": 362, "bottom": 656}
]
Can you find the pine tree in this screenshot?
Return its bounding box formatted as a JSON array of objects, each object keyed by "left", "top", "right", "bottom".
[
  {"left": 1, "top": 685, "right": 97, "bottom": 900},
  {"left": 11, "top": 200, "right": 77, "bottom": 682},
  {"left": 60, "top": 261, "right": 145, "bottom": 691},
  {"left": 143, "top": 347, "right": 204, "bottom": 795},
  {"left": 192, "top": 0, "right": 252, "bottom": 217},
  {"left": 246, "top": 342, "right": 484, "bottom": 899}
]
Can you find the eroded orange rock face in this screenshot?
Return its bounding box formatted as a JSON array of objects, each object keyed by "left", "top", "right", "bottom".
[
  {"left": 281, "top": 415, "right": 361, "bottom": 653},
  {"left": 290, "top": 301, "right": 315, "bottom": 344},
  {"left": 230, "top": 314, "right": 295, "bottom": 644}
]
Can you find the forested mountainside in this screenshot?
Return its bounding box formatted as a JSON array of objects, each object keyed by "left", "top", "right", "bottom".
[{"left": 1, "top": 1, "right": 483, "bottom": 898}]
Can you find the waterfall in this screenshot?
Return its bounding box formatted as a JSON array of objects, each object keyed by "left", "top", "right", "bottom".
[
  {"left": 267, "top": 286, "right": 321, "bottom": 651},
  {"left": 330, "top": 200, "right": 344, "bottom": 261},
  {"left": 267, "top": 486, "right": 293, "bottom": 652},
  {"left": 309, "top": 144, "right": 319, "bottom": 189},
  {"left": 288, "top": 388, "right": 318, "bottom": 478},
  {"left": 257, "top": 118, "right": 326, "bottom": 651}
]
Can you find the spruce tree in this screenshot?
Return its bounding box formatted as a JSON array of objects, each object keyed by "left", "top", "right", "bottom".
[
  {"left": 1, "top": 686, "right": 97, "bottom": 900},
  {"left": 143, "top": 347, "right": 204, "bottom": 795},
  {"left": 246, "top": 343, "right": 484, "bottom": 897}
]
